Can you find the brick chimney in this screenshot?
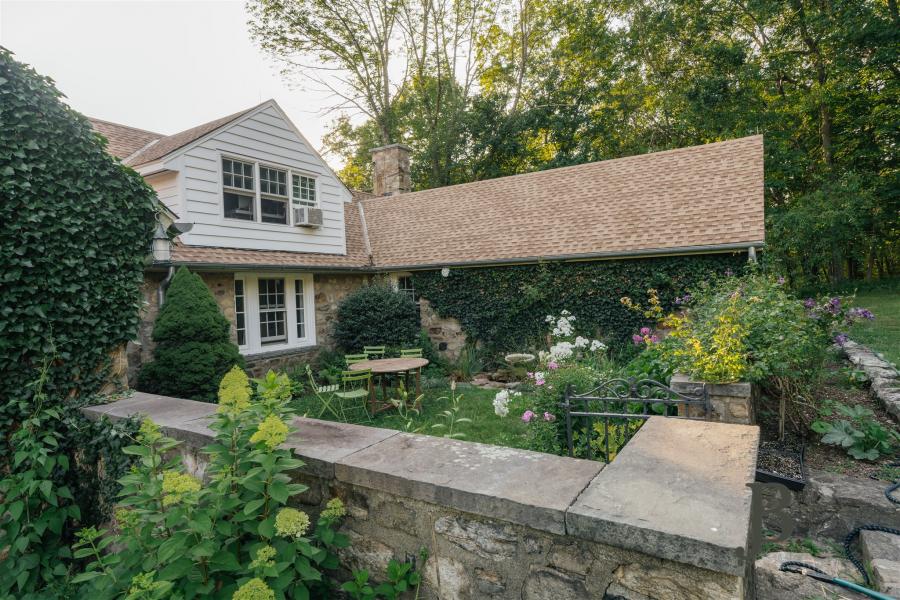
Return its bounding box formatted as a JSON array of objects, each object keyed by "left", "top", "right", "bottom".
[{"left": 370, "top": 143, "right": 411, "bottom": 196}]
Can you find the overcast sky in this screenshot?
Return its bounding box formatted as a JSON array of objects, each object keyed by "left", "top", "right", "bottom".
[{"left": 0, "top": 0, "right": 342, "bottom": 166}]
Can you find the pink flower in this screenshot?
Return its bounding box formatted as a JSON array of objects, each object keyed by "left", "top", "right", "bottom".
[
  {"left": 522, "top": 410, "right": 535, "bottom": 423},
  {"left": 547, "top": 360, "right": 559, "bottom": 370},
  {"left": 632, "top": 334, "right": 643, "bottom": 345},
  {"left": 640, "top": 327, "right": 651, "bottom": 336},
  {"left": 543, "top": 412, "right": 556, "bottom": 422},
  {"left": 650, "top": 335, "right": 660, "bottom": 343}
]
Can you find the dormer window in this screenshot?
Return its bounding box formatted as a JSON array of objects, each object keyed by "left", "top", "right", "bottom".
[
  {"left": 223, "top": 158, "right": 255, "bottom": 221},
  {"left": 222, "top": 155, "right": 317, "bottom": 224},
  {"left": 259, "top": 166, "right": 288, "bottom": 224},
  {"left": 293, "top": 174, "right": 316, "bottom": 207}
]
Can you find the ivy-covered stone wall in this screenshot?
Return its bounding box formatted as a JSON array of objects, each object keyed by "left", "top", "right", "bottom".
[{"left": 412, "top": 253, "right": 747, "bottom": 354}]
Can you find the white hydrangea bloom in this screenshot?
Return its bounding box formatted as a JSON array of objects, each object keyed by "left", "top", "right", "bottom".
[
  {"left": 590, "top": 340, "right": 607, "bottom": 352},
  {"left": 574, "top": 336, "right": 589, "bottom": 348},
  {"left": 493, "top": 390, "right": 510, "bottom": 417},
  {"left": 549, "top": 342, "right": 574, "bottom": 360},
  {"left": 545, "top": 315, "right": 555, "bottom": 323}
]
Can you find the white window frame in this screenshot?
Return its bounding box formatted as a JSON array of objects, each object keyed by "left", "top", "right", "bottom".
[
  {"left": 220, "top": 153, "right": 320, "bottom": 226},
  {"left": 292, "top": 173, "right": 317, "bottom": 207},
  {"left": 258, "top": 164, "right": 290, "bottom": 225},
  {"left": 236, "top": 273, "right": 316, "bottom": 355},
  {"left": 234, "top": 277, "right": 248, "bottom": 350}
]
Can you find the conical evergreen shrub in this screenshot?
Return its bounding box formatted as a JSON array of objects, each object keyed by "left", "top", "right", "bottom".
[{"left": 137, "top": 267, "right": 244, "bottom": 401}]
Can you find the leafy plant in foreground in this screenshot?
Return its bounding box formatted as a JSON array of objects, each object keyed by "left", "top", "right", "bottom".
[
  {"left": 812, "top": 402, "right": 899, "bottom": 461},
  {"left": 431, "top": 381, "right": 471, "bottom": 439},
  {"left": 72, "top": 368, "right": 347, "bottom": 598}
]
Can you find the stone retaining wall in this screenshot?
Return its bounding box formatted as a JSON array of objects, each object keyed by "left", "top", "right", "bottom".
[
  {"left": 671, "top": 374, "right": 757, "bottom": 425},
  {"left": 84, "top": 393, "right": 760, "bottom": 599},
  {"left": 841, "top": 339, "right": 900, "bottom": 422}
]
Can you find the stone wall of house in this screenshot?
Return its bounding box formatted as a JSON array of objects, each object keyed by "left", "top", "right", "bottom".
[
  {"left": 85, "top": 395, "right": 760, "bottom": 600},
  {"left": 419, "top": 298, "right": 467, "bottom": 361},
  {"left": 313, "top": 273, "right": 372, "bottom": 348}
]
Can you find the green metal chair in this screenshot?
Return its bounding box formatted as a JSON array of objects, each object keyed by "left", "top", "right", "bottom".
[
  {"left": 344, "top": 353, "right": 369, "bottom": 368},
  {"left": 305, "top": 364, "right": 342, "bottom": 420},
  {"left": 363, "top": 345, "right": 386, "bottom": 359},
  {"left": 400, "top": 348, "right": 423, "bottom": 358},
  {"left": 336, "top": 368, "right": 373, "bottom": 423}
]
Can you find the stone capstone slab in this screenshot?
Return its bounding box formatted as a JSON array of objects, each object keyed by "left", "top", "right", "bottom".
[
  {"left": 842, "top": 339, "right": 900, "bottom": 423},
  {"left": 286, "top": 418, "right": 398, "bottom": 478},
  {"left": 566, "top": 417, "right": 759, "bottom": 576},
  {"left": 82, "top": 392, "right": 216, "bottom": 446},
  {"left": 334, "top": 433, "right": 604, "bottom": 535}
]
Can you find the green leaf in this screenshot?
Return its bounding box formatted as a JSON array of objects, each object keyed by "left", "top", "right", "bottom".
[{"left": 243, "top": 498, "right": 265, "bottom": 515}]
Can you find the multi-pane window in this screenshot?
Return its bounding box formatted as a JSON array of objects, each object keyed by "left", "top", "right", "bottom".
[
  {"left": 292, "top": 174, "right": 317, "bottom": 207},
  {"left": 258, "top": 278, "right": 286, "bottom": 344},
  {"left": 223, "top": 156, "right": 317, "bottom": 223},
  {"left": 223, "top": 158, "right": 255, "bottom": 221},
  {"left": 259, "top": 166, "right": 288, "bottom": 225},
  {"left": 234, "top": 279, "right": 246, "bottom": 346},
  {"left": 397, "top": 276, "right": 416, "bottom": 301},
  {"left": 295, "top": 280, "right": 306, "bottom": 338}
]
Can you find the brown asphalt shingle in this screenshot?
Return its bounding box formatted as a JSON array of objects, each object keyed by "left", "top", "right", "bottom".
[
  {"left": 89, "top": 118, "right": 162, "bottom": 161},
  {"left": 361, "top": 135, "right": 764, "bottom": 268}
]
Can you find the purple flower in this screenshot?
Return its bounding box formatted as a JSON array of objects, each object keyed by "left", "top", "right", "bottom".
[
  {"left": 650, "top": 335, "right": 660, "bottom": 344},
  {"left": 639, "top": 327, "right": 651, "bottom": 336},
  {"left": 522, "top": 410, "right": 535, "bottom": 423},
  {"left": 825, "top": 297, "right": 841, "bottom": 315},
  {"left": 543, "top": 412, "right": 556, "bottom": 422},
  {"left": 725, "top": 268, "right": 734, "bottom": 277},
  {"left": 803, "top": 298, "right": 816, "bottom": 309},
  {"left": 834, "top": 333, "right": 850, "bottom": 347},
  {"left": 848, "top": 307, "right": 875, "bottom": 320},
  {"left": 547, "top": 360, "right": 559, "bottom": 370},
  {"left": 632, "top": 334, "right": 643, "bottom": 345}
]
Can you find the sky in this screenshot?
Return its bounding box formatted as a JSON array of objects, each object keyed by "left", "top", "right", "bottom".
[{"left": 0, "top": 0, "right": 343, "bottom": 166}]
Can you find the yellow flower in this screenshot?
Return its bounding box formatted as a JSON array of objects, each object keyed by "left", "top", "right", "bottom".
[
  {"left": 249, "top": 415, "right": 288, "bottom": 450},
  {"left": 128, "top": 572, "right": 165, "bottom": 595},
  {"left": 249, "top": 545, "right": 276, "bottom": 570},
  {"left": 218, "top": 366, "right": 251, "bottom": 414},
  {"left": 232, "top": 578, "right": 274, "bottom": 600},
  {"left": 115, "top": 506, "right": 139, "bottom": 530},
  {"left": 275, "top": 507, "right": 310, "bottom": 539},
  {"left": 137, "top": 418, "right": 161, "bottom": 444},
  {"left": 320, "top": 497, "right": 346, "bottom": 520},
  {"left": 161, "top": 470, "right": 201, "bottom": 506}
]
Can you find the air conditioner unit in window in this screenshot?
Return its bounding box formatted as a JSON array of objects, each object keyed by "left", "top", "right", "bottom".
[{"left": 293, "top": 207, "right": 323, "bottom": 228}]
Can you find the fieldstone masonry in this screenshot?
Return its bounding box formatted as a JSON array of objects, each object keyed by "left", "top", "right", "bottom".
[
  {"left": 419, "top": 298, "right": 467, "bottom": 361},
  {"left": 841, "top": 339, "right": 900, "bottom": 422},
  {"left": 671, "top": 374, "right": 757, "bottom": 425},
  {"left": 84, "top": 393, "right": 760, "bottom": 599}
]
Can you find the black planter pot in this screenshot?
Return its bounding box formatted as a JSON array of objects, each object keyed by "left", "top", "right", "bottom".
[{"left": 755, "top": 444, "right": 806, "bottom": 491}]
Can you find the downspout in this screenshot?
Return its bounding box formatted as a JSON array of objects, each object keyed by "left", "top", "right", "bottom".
[{"left": 158, "top": 266, "right": 175, "bottom": 307}]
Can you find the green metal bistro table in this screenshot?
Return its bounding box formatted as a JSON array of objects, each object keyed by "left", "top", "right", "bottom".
[{"left": 349, "top": 357, "right": 429, "bottom": 414}]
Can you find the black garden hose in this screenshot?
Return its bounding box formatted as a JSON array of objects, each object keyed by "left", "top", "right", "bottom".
[
  {"left": 884, "top": 462, "right": 899, "bottom": 506},
  {"left": 843, "top": 524, "right": 900, "bottom": 587}
]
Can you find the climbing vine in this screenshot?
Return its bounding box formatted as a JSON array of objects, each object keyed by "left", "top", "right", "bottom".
[{"left": 412, "top": 254, "right": 746, "bottom": 353}]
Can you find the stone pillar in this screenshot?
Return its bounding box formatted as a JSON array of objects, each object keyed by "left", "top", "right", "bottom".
[
  {"left": 671, "top": 373, "right": 757, "bottom": 425},
  {"left": 370, "top": 143, "right": 411, "bottom": 196}
]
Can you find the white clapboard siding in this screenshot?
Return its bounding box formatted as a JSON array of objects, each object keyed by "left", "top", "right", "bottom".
[
  {"left": 159, "top": 103, "right": 350, "bottom": 254},
  {"left": 145, "top": 171, "right": 181, "bottom": 216}
]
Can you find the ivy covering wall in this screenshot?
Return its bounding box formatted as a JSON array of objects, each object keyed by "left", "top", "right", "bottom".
[{"left": 412, "top": 253, "right": 747, "bottom": 353}]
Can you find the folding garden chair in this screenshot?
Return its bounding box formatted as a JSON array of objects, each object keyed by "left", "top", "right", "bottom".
[
  {"left": 336, "top": 368, "right": 373, "bottom": 423},
  {"left": 363, "top": 345, "right": 386, "bottom": 359},
  {"left": 305, "top": 364, "right": 342, "bottom": 420},
  {"left": 344, "top": 353, "right": 369, "bottom": 367}
]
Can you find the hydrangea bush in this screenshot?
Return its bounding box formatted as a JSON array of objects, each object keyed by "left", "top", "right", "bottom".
[{"left": 72, "top": 368, "right": 349, "bottom": 599}]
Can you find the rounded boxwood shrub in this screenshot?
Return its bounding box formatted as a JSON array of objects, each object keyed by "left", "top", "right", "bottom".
[
  {"left": 333, "top": 284, "right": 419, "bottom": 351},
  {"left": 137, "top": 267, "right": 244, "bottom": 401}
]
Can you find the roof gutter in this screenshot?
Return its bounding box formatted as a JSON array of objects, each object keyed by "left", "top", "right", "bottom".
[{"left": 380, "top": 241, "right": 766, "bottom": 272}]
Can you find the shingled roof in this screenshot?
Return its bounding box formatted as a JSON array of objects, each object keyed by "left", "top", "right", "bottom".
[
  {"left": 89, "top": 102, "right": 264, "bottom": 167},
  {"left": 89, "top": 118, "right": 162, "bottom": 161}
]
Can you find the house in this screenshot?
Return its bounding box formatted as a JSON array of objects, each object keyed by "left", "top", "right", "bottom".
[{"left": 90, "top": 101, "right": 764, "bottom": 380}]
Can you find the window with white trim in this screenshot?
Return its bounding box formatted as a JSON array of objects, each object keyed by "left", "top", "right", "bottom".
[
  {"left": 259, "top": 166, "right": 288, "bottom": 225},
  {"left": 234, "top": 279, "right": 247, "bottom": 346},
  {"left": 258, "top": 278, "right": 287, "bottom": 344},
  {"left": 222, "top": 156, "right": 319, "bottom": 224},
  {"left": 397, "top": 275, "right": 416, "bottom": 301},
  {"left": 222, "top": 158, "right": 255, "bottom": 221},
  {"left": 294, "top": 280, "right": 306, "bottom": 338},
  {"left": 234, "top": 274, "right": 315, "bottom": 354},
  {"left": 292, "top": 174, "right": 316, "bottom": 207}
]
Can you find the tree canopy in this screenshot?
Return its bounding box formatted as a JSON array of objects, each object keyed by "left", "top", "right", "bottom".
[{"left": 249, "top": 0, "right": 899, "bottom": 286}]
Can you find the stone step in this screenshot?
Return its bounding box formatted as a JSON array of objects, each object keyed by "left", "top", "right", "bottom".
[
  {"left": 755, "top": 551, "right": 869, "bottom": 600},
  {"left": 861, "top": 530, "right": 900, "bottom": 597}
]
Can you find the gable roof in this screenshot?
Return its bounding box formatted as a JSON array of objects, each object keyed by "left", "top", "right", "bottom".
[
  {"left": 88, "top": 118, "right": 163, "bottom": 161},
  {"left": 126, "top": 103, "right": 265, "bottom": 167},
  {"left": 360, "top": 135, "right": 765, "bottom": 269}
]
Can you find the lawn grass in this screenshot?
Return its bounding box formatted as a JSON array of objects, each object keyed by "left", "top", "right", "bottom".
[
  {"left": 848, "top": 286, "right": 900, "bottom": 366},
  {"left": 292, "top": 383, "right": 535, "bottom": 448}
]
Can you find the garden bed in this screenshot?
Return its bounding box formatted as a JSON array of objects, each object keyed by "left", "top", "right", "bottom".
[{"left": 758, "top": 359, "right": 898, "bottom": 482}]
